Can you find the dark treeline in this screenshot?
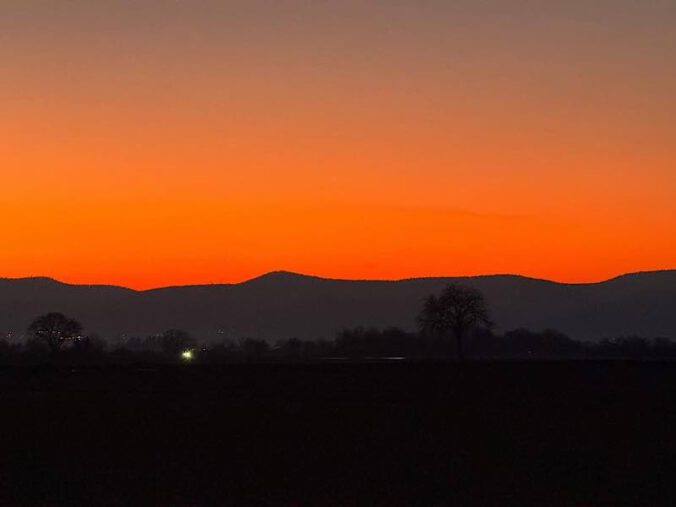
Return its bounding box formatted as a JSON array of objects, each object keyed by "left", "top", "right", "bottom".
[
  {"left": 2, "top": 326, "right": 676, "bottom": 365},
  {"left": 2, "top": 284, "right": 673, "bottom": 365},
  {"left": 325, "top": 327, "right": 676, "bottom": 360}
]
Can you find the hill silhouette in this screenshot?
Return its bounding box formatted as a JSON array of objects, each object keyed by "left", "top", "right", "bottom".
[{"left": 0, "top": 270, "right": 674, "bottom": 342}]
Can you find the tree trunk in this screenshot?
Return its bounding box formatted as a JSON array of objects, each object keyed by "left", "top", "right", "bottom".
[
  {"left": 453, "top": 324, "right": 467, "bottom": 361},
  {"left": 456, "top": 333, "right": 464, "bottom": 361}
]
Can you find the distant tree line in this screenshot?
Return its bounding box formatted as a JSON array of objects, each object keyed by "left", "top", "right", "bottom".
[
  {"left": 1, "top": 285, "right": 674, "bottom": 364},
  {"left": 1, "top": 324, "right": 675, "bottom": 365}
]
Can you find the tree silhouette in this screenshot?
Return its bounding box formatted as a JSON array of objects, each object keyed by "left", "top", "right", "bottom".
[
  {"left": 417, "top": 284, "right": 492, "bottom": 360},
  {"left": 27, "top": 312, "right": 83, "bottom": 353}
]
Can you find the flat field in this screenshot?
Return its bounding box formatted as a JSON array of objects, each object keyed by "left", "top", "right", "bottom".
[{"left": 1, "top": 361, "right": 675, "bottom": 506}]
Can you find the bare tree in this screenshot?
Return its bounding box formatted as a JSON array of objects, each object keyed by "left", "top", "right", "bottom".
[
  {"left": 417, "top": 284, "right": 492, "bottom": 360},
  {"left": 27, "top": 313, "right": 83, "bottom": 353}
]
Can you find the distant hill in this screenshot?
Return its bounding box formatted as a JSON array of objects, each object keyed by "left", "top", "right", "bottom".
[{"left": 0, "top": 270, "right": 675, "bottom": 342}]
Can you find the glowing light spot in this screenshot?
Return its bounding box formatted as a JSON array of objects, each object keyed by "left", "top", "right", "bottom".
[{"left": 181, "top": 350, "right": 194, "bottom": 361}]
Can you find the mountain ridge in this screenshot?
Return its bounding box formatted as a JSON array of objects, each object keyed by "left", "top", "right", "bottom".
[
  {"left": 2, "top": 268, "right": 674, "bottom": 292},
  {"left": 0, "top": 269, "right": 674, "bottom": 342}
]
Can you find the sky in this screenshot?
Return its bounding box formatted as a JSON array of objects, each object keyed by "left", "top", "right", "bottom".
[{"left": 1, "top": 0, "right": 675, "bottom": 289}]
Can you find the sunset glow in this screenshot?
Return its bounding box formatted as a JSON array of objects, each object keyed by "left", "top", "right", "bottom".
[{"left": 2, "top": 1, "right": 674, "bottom": 289}]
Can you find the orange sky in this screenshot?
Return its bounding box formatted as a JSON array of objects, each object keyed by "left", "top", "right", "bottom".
[{"left": 1, "top": 1, "right": 675, "bottom": 289}]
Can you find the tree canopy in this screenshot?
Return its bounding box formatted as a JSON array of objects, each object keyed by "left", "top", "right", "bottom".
[
  {"left": 27, "top": 312, "right": 83, "bottom": 353},
  {"left": 417, "top": 284, "right": 492, "bottom": 360}
]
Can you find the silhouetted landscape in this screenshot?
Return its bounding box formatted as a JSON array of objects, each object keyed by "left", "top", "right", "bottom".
[
  {"left": 1, "top": 269, "right": 675, "bottom": 343},
  {"left": 2, "top": 275, "right": 676, "bottom": 505}
]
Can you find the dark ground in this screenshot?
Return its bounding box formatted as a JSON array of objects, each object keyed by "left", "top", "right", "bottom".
[{"left": 1, "top": 361, "right": 676, "bottom": 506}]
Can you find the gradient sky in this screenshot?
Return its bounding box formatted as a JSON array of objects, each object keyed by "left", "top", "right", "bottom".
[{"left": 1, "top": 0, "right": 675, "bottom": 289}]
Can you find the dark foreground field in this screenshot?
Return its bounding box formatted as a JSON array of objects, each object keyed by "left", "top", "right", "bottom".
[{"left": 2, "top": 361, "right": 676, "bottom": 506}]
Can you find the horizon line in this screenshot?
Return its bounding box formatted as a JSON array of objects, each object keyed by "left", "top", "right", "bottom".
[{"left": 1, "top": 268, "right": 675, "bottom": 292}]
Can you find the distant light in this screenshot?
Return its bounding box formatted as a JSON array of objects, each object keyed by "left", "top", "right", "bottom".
[{"left": 181, "top": 350, "right": 194, "bottom": 361}]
